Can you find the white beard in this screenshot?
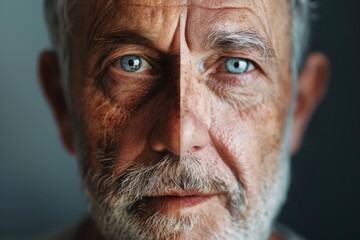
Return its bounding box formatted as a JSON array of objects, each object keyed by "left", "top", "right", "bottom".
[{"left": 78, "top": 142, "right": 291, "bottom": 240}]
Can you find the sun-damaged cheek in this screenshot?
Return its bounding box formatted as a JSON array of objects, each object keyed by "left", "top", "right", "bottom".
[
  {"left": 204, "top": 73, "right": 279, "bottom": 118},
  {"left": 72, "top": 81, "right": 165, "bottom": 174},
  {"left": 235, "top": 112, "right": 284, "bottom": 202},
  {"left": 69, "top": 82, "right": 136, "bottom": 169},
  {"left": 97, "top": 70, "right": 160, "bottom": 112},
  {"left": 252, "top": 99, "right": 290, "bottom": 187},
  {"left": 207, "top": 92, "right": 287, "bottom": 198}
]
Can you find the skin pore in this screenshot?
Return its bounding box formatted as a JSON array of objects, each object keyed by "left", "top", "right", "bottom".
[{"left": 39, "top": 0, "right": 328, "bottom": 239}]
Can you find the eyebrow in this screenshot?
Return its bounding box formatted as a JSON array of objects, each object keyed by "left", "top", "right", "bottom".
[
  {"left": 87, "top": 30, "right": 160, "bottom": 76},
  {"left": 94, "top": 30, "right": 157, "bottom": 48},
  {"left": 205, "top": 30, "right": 276, "bottom": 64}
]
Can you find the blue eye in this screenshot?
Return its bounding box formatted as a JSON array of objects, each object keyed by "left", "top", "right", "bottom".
[
  {"left": 225, "top": 58, "right": 254, "bottom": 74},
  {"left": 119, "top": 55, "right": 151, "bottom": 72}
]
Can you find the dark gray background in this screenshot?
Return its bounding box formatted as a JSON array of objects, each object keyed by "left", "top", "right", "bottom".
[
  {"left": 0, "top": 0, "right": 87, "bottom": 238},
  {"left": 278, "top": 0, "right": 360, "bottom": 239},
  {"left": 0, "top": 0, "right": 359, "bottom": 239}
]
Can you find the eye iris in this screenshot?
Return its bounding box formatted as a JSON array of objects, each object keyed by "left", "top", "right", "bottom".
[
  {"left": 226, "top": 58, "right": 249, "bottom": 73},
  {"left": 120, "top": 55, "right": 142, "bottom": 72}
]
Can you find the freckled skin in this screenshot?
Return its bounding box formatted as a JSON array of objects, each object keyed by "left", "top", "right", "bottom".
[
  {"left": 66, "top": 0, "right": 293, "bottom": 239},
  {"left": 70, "top": 0, "right": 181, "bottom": 173}
]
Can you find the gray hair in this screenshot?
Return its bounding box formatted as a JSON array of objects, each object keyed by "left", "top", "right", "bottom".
[
  {"left": 44, "top": 0, "right": 313, "bottom": 88},
  {"left": 291, "top": 0, "right": 313, "bottom": 79}
]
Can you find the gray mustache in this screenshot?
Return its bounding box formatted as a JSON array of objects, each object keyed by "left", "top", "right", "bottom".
[
  {"left": 90, "top": 153, "right": 245, "bottom": 217},
  {"left": 117, "top": 154, "right": 230, "bottom": 195}
]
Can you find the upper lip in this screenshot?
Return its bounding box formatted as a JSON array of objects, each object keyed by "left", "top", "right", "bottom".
[{"left": 148, "top": 190, "right": 217, "bottom": 197}]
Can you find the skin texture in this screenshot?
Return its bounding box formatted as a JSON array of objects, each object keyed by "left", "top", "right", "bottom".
[{"left": 39, "top": 0, "right": 329, "bottom": 239}]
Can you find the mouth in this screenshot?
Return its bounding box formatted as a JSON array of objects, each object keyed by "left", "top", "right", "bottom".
[{"left": 130, "top": 191, "right": 217, "bottom": 214}]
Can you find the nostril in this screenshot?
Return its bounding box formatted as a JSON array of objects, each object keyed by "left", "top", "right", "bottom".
[{"left": 191, "top": 146, "right": 203, "bottom": 152}]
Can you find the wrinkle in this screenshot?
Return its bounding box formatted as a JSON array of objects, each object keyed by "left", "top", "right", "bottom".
[{"left": 208, "top": 129, "right": 249, "bottom": 194}]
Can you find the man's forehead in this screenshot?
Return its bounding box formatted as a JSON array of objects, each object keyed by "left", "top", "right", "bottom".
[
  {"left": 76, "top": 0, "right": 290, "bottom": 61},
  {"left": 185, "top": 0, "right": 266, "bottom": 9},
  {"left": 80, "top": 0, "right": 289, "bottom": 31},
  {"left": 84, "top": 0, "right": 285, "bottom": 10},
  {"left": 94, "top": 0, "right": 255, "bottom": 7},
  {"left": 103, "top": 0, "right": 179, "bottom": 7}
]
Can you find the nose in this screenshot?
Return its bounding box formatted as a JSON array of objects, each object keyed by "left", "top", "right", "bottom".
[
  {"left": 150, "top": 12, "right": 209, "bottom": 155},
  {"left": 149, "top": 101, "right": 210, "bottom": 155},
  {"left": 150, "top": 67, "right": 210, "bottom": 155},
  {"left": 180, "top": 109, "right": 209, "bottom": 152},
  {"left": 150, "top": 95, "right": 181, "bottom": 155}
]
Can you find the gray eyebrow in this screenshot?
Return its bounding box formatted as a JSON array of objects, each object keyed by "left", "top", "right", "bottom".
[{"left": 205, "top": 30, "right": 276, "bottom": 63}]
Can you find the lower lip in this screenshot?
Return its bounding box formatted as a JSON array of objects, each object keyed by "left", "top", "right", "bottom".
[{"left": 144, "top": 195, "right": 214, "bottom": 209}]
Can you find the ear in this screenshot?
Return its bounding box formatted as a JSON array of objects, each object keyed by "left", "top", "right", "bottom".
[
  {"left": 290, "top": 53, "right": 329, "bottom": 155},
  {"left": 38, "top": 51, "right": 75, "bottom": 154}
]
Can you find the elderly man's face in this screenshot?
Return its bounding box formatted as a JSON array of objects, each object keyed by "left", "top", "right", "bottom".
[{"left": 39, "top": 0, "right": 328, "bottom": 239}]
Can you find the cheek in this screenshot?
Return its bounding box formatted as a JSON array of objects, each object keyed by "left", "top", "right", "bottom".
[
  {"left": 209, "top": 91, "right": 289, "bottom": 199},
  {"left": 71, "top": 83, "right": 160, "bottom": 174},
  {"left": 71, "top": 88, "right": 130, "bottom": 171}
]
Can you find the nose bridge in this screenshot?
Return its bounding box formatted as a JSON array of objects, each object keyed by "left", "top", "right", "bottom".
[
  {"left": 149, "top": 55, "right": 181, "bottom": 155},
  {"left": 180, "top": 55, "right": 203, "bottom": 123},
  {"left": 150, "top": 6, "right": 209, "bottom": 155},
  {"left": 180, "top": 54, "right": 209, "bottom": 153},
  {"left": 179, "top": 4, "right": 196, "bottom": 115},
  {"left": 149, "top": 17, "right": 181, "bottom": 155},
  {"left": 180, "top": 52, "right": 193, "bottom": 112},
  {"left": 179, "top": 6, "right": 210, "bottom": 154}
]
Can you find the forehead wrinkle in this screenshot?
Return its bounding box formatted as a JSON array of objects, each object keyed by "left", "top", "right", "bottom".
[
  {"left": 185, "top": 8, "right": 271, "bottom": 53},
  {"left": 114, "top": 0, "right": 181, "bottom": 7},
  {"left": 181, "top": 4, "right": 191, "bottom": 53},
  {"left": 81, "top": 2, "right": 180, "bottom": 52},
  {"left": 182, "top": 0, "right": 288, "bottom": 54},
  {"left": 184, "top": 0, "right": 264, "bottom": 9},
  {"left": 81, "top": 0, "right": 180, "bottom": 31},
  {"left": 170, "top": 17, "right": 181, "bottom": 52}
]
